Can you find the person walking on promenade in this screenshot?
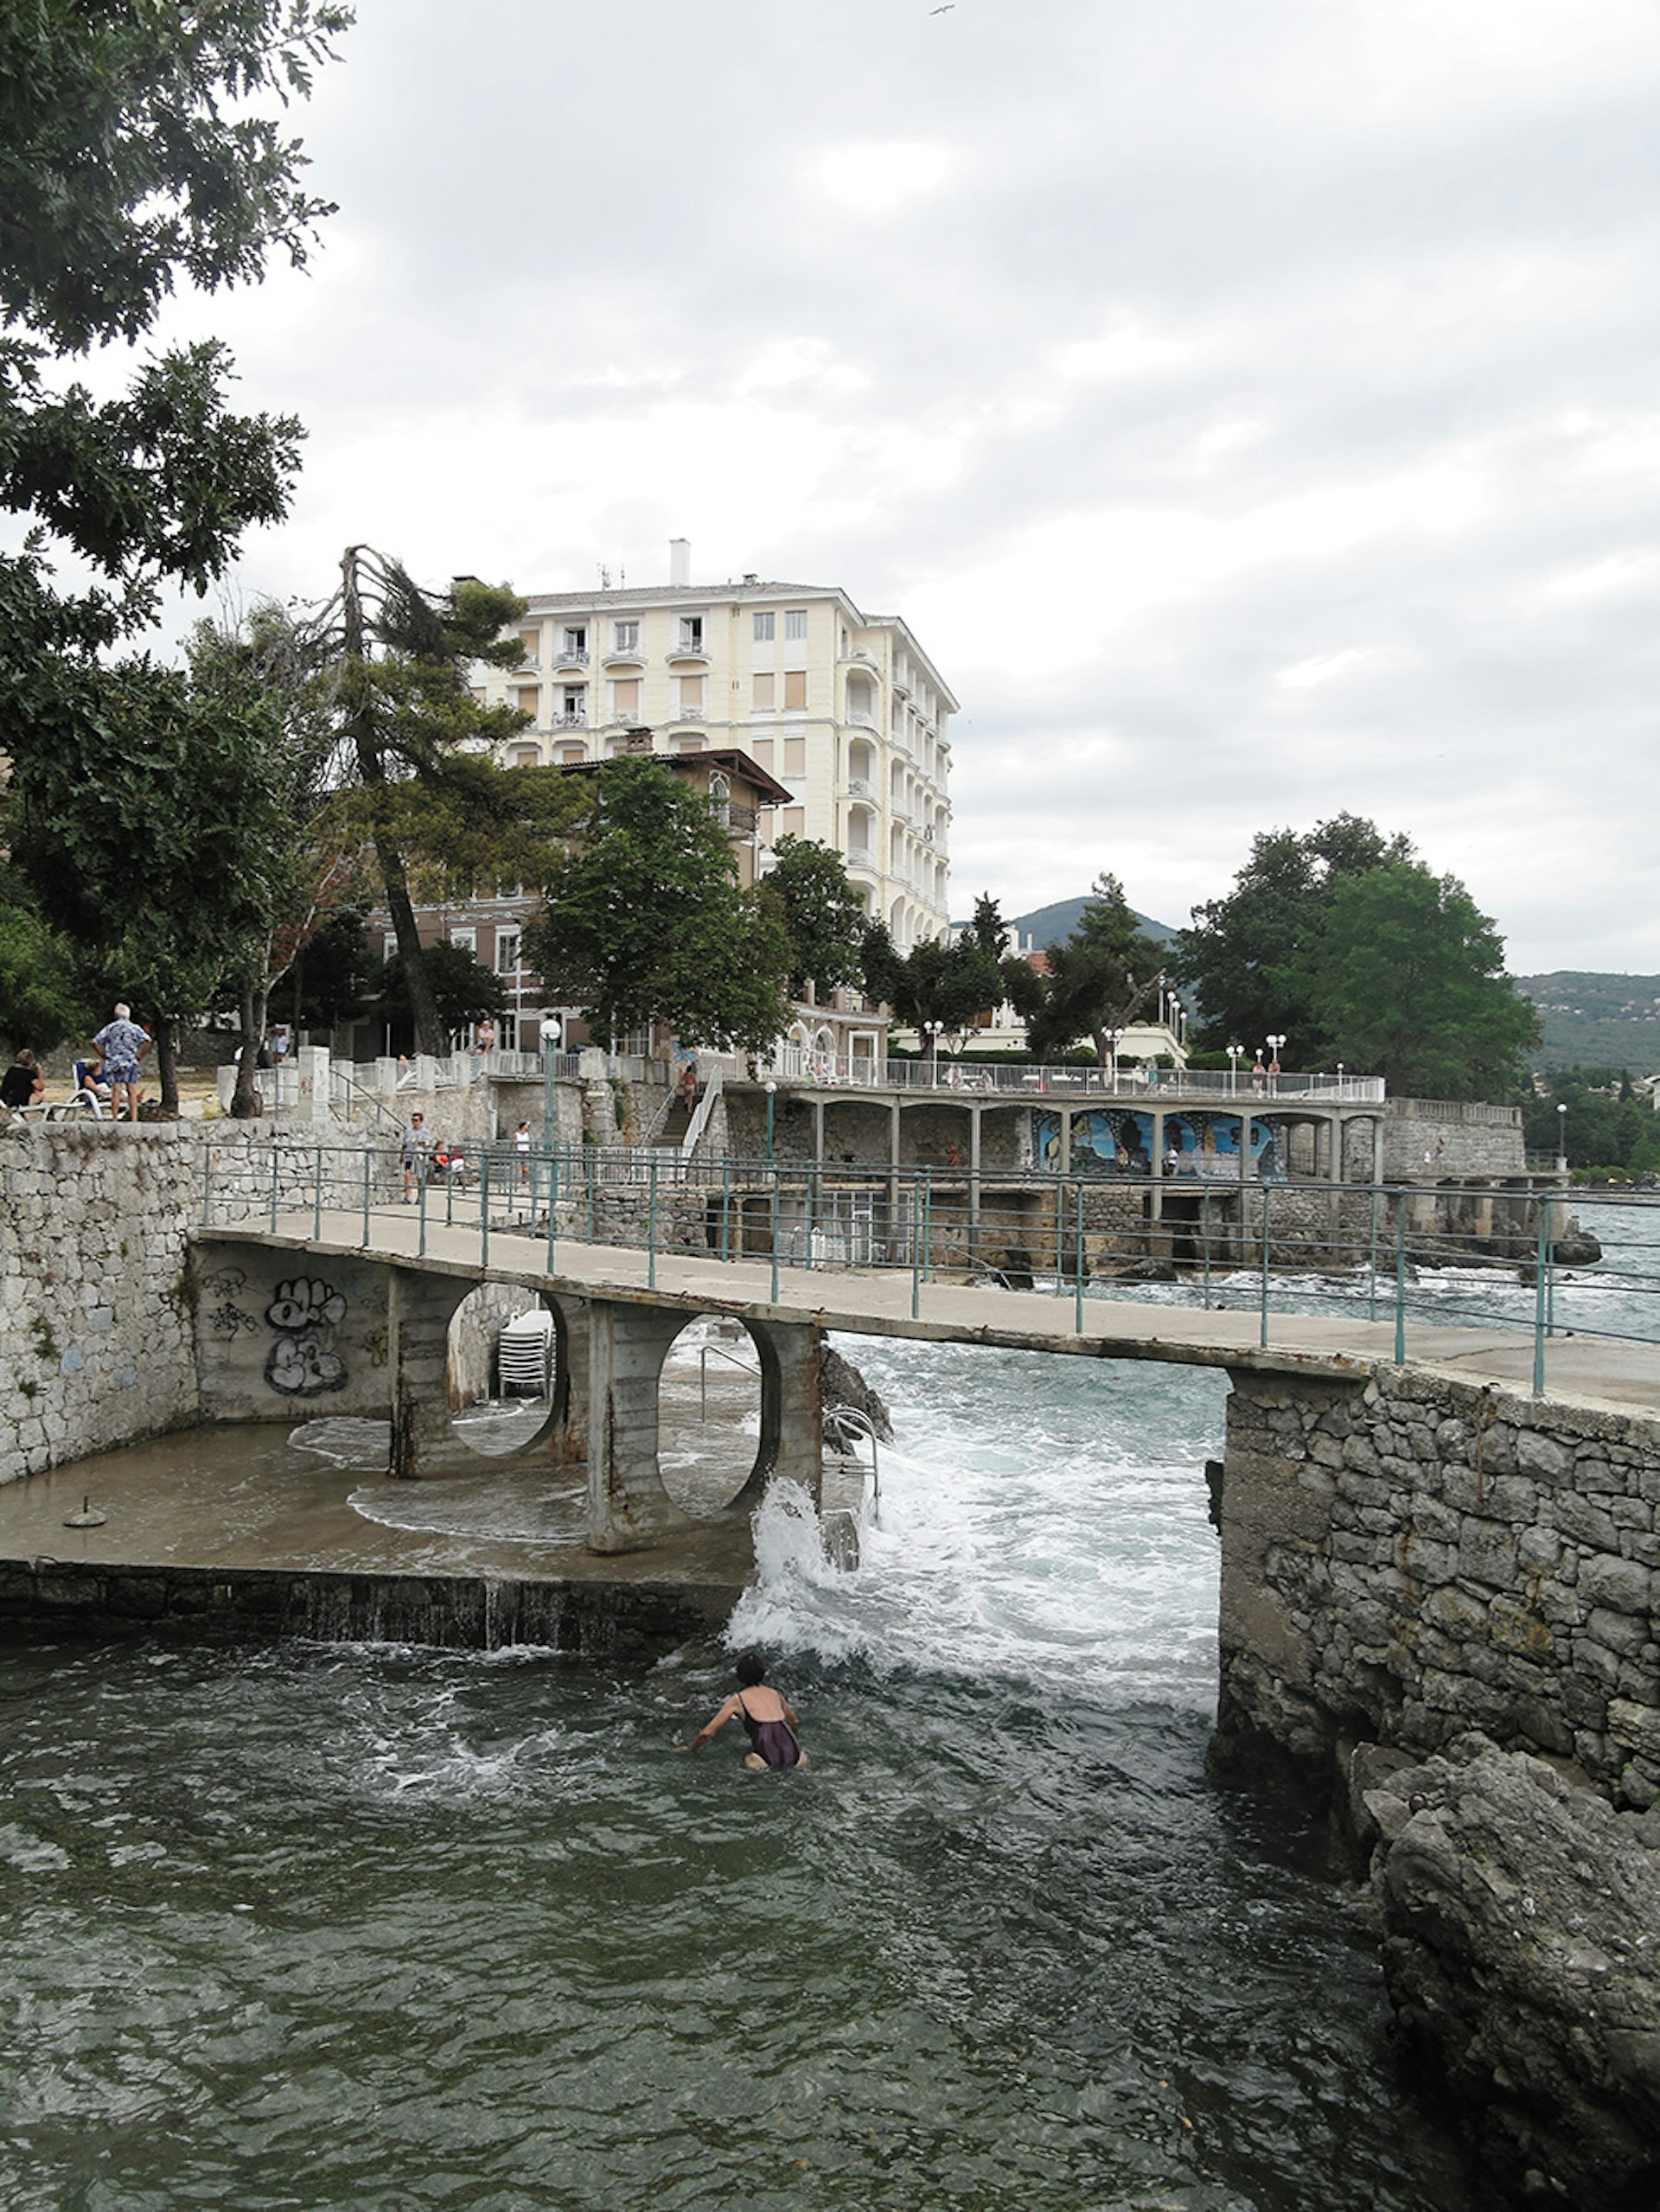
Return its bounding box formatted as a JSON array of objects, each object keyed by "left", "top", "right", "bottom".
[
  {"left": 685, "top": 1652, "right": 808, "bottom": 1769},
  {"left": 400, "top": 1111, "right": 433, "bottom": 1202},
  {"left": 92, "top": 1004, "right": 149, "bottom": 1122}
]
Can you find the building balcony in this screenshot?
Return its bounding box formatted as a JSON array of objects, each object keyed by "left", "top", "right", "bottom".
[
  {"left": 665, "top": 641, "right": 710, "bottom": 666},
  {"left": 554, "top": 711, "right": 587, "bottom": 728},
  {"left": 844, "top": 777, "right": 872, "bottom": 798},
  {"left": 553, "top": 647, "right": 590, "bottom": 670},
  {"left": 602, "top": 645, "right": 644, "bottom": 669},
  {"left": 674, "top": 706, "right": 706, "bottom": 723}
]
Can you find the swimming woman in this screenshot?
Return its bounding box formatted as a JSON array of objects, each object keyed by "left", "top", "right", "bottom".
[{"left": 686, "top": 1651, "right": 808, "bottom": 1769}]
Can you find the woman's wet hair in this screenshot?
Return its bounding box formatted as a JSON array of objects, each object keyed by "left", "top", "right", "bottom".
[{"left": 734, "top": 1650, "right": 766, "bottom": 1687}]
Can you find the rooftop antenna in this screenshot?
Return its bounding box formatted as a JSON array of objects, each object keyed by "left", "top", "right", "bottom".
[{"left": 598, "top": 563, "right": 610, "bottom": 590}]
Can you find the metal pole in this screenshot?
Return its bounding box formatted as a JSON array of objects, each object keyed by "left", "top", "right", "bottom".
[
  {"left": 313, "top": 1145, "right": 323, "bottom": 1241},
  {"left": 1368, "top": 1182, "right": 1381, "bottom": 1322},
  {"left": 1533, "top": 1192, "right": 1551, "bottom": 1394},
  {"left": 418, "top": 1163, "right": 428, "bottom": 1259},
  {"left": 545, "top": 1149, "right": 559, "bottom": 1273},
  {"left": 720, "top": 1156, "right": 731, "bottom": 1264},
  {"left": 361, "top": 1149, "right": 371, "bottom": 1245},
  {"left": 1394, "top": 1193, "right": 1407, "bottom": 1364},
  {"left": 769, "top": 1161, "right": 780, "bottom": 1304},
  {"left": 269, "top": 1140, "right": 279, "bottom": 1233},
  {"left": 480, "top": 1151, "right": 490, "bottom": 1268},
  {"left": 910, "top": 1170, "right": 922, "bottom": 1318},
  {"left": 922, "top": 1166, "right": 933, "bottom": 1285},
  {"left": 648, "top": 1156, "right": 658, "bottom": 1290},
  {"left": 1074, "top": 1176, "right": 1084, "bottom": 1332},
  {"left": 200, "top": 1141, "right": 212, "bottom": 1227},
  {"left": 1259, "top": 1180, "right": 1271, "bottom": 1348}
]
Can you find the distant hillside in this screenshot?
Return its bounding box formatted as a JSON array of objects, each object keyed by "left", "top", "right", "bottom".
[
  {"left": 1514, "top": 972, "right": 1660, "bottom": 1074},
  {"left": 960, "top": 896, "right": 1180, "bottom": 952}
]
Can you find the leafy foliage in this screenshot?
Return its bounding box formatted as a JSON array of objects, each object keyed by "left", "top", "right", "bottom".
[
  {"left": 1305, "top": 863, "right": 1540, "bottom": 1100},
  {"left": 860, "top": 925, "right": 1002, "bottom": 1040},
  {"left": 1027, "top": 874, "right": 1165, "bottom": 1064},
  {"left": 1523, "top": 1071, "right": 1660, "bottom": 1176},
  {"left": 523, "top": 757, "right": 791, "bottom": 1051},
  {"left": 0, "top": 870, "right": 91, "bottom": 1055},
  {"left": 367, "top": 940, "right": 506, "bottom": 1043},
  {"left": 763, "top": 837, "right": 871, "bottom": 1000},
  {"left": 1174, "top": 815, "right": 1413, "bottom": 1063}
]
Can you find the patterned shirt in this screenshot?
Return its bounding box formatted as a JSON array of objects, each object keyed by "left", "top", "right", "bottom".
[{"left": 93, "top": 1018, "right": 148, "bottom": 1073}]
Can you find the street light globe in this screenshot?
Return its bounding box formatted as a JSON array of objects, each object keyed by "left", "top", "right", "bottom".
[
  {"left": 540, "top": 1016, "right": 563, "bottom": 1046},
  {"left": 765, "top": 1080, "right": 777, "bottom": 1095}
]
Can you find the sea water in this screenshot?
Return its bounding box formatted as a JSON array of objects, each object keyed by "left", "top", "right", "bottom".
[{"left": 0, "top": 1327, "right": 1486, "bottom": 2212}]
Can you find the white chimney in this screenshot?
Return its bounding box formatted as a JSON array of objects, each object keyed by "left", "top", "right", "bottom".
[{"left": 668, "top": 537, "right": 691, "bottom": 587}]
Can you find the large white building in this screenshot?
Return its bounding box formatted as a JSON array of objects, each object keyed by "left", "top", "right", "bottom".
[{"left": 475, "top": 541, "right": 957, "bottom": 947}]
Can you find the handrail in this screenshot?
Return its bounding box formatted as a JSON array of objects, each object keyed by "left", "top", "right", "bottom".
[
  {"left": 699, "top": 1339, "right": 760, "bottom": 1418},
  {"left": 822, "top": 1403, "right": 880, "bottom": 1520},
  {"left": 683, "top": 1065, "right": 724, "bottom": 1157}
]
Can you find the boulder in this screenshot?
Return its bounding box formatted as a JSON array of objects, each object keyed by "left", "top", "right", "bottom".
[{"left": 1350, "top": 1735, "right": 1660, "bottom": 2209}]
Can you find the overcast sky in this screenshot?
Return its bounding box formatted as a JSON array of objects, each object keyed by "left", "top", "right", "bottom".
[{"left": 151, "top": 0, "right": 1660, "bottom": 972}]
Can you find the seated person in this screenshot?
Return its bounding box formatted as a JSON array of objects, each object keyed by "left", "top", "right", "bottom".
[
  {"left": 72, "top": 1059, "right": 112, "bottom": 1103},
  {"left": 1, "top": 1050, "right": 45, "bottom": 1110}
]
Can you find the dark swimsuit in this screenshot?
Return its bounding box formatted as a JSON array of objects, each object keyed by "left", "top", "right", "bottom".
[{"left": 736, "top": 1692, "right": 801, "bottom": 1768}]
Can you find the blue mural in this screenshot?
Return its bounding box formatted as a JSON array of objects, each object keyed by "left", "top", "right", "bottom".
[{"left": 1035, "top": 1110, "right": 1284, "bottom": 1180}]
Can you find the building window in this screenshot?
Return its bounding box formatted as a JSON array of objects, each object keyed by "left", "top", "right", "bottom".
[
  {"left": 515, "top": 686, "right": 540, "bottom": 720},
  {"left": 752, "top": 673, "right": 775, "bottom": 711},
  {"left": 784, "top": 609, "right": 807, "bottom": 641},
  {"left": 519, "top": 627, "right": 540, "bottom": 661},
  {"left": 782, "top": 806, "right": 805, "bottom": 838},
  {"left": 495, "top": 928, "right": 522, "bottom": 976},
  {"left": 753, "top": 611, "right": 775, "bottom": 641},
  {"left": 614, "top": 619, "right": 638, "bottom": 649},
  {"left": 749, "top": 736, "right": 774, "bottom": 768},
  {"left": 560, "top": 685, "right": 586, "bottom": 724},
  {"left": 563, "top": 626, "right": 586, "bottom": 654},
  {"left": 783, "top": 736, "right": 806, "bottom": 777},
  {"left": 449, "top": 928, "right": 476, "bottom": 956},
  {"left": 675, "top": 734, "right": 705, "bottom": 753},
  {"left": 611, "top": 678, "right": 641, "bottom": 718},
  {"left": 511, "top": 745, "right": 540, "bottom": 768},
  {"left": 783, "top": 669, "right": 808, "bottom": 711},
  {"left": 677, "top": 674, "right": 705, "bottom": 716},
  {"left": 679, "top": 615, "right": 703, "bottom": 650},
  {"left": 559, "top": 743, "right": 586, "bottom": 764}
]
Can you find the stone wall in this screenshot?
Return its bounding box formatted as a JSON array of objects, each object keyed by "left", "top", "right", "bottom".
[
  {"left": 0, "top": 1124, "right": 386, "bottom": 1486},
  {"left": 1383, "top": 1097, "right": 1526, "bottom": 1177},
  {"left": 1217, "top": 1363, "right": 1660, "bottom": 1804}
]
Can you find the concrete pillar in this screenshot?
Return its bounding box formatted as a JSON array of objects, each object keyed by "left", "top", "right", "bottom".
[
  {"left": 388, "top": 1265, "right": 471, "bottom": 1479},
  {"left": 546, "top": 1291, "right": 590, "bottom": 1464},
  {"left": 585, "top": 1297, "right": 697, "bottom": 1553},
  {"left": 1058, "top": 1107, "right": 1072, "bottom": 1175},
  {"left": 732, "top": 1316, "right": 824, "bottom": 1511},
  {"left": 296, "top": 1044, "right": 332, "bottom": 1124}
]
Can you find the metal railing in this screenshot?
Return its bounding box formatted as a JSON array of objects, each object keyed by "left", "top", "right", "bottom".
[
  {"left": 194, "top": 1139, "right": 1660, "bottom": 1396},
  {"left": 746, "top": 1053, "right": 1388, "bottom": 1100}
]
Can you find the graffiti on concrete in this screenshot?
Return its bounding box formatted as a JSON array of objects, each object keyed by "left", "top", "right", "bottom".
[
  {"left": 264, "top": 1275, "right": 348, "bottom": 1399},
  {"left": 199, "top": 1265, "right": 261, "bottom": 1340}
]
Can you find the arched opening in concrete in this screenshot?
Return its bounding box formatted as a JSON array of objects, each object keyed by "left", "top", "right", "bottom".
[
  {"left": 445, "top": 1283, "right": 563, "bottom": 1458},
  {"left": 655, "top": 1315, "right": 763, "bottom": 1515}
]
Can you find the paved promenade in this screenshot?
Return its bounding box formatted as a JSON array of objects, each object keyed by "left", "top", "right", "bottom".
[{"left": 226, "top": 1205, "right": 1660, "bottom": 1419}]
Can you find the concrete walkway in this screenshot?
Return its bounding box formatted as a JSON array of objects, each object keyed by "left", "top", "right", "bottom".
[{"left": 222, "top": 1205, "right": 1660, "bottom": 1420}]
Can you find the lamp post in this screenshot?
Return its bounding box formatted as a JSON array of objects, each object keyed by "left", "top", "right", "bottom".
[
  {"left": 540, "top": 1014, "right": 563, "bottom": 1158},
  {"left": 764, "top": 1079, "right": 777, "bottom": 1163},
  {"left": 1265, "top": 1033, "right": 1286, "bottom": 1094},
  {"left": 1226, "top": 1042, "right": 1242, "bottom": 1096},
  {"left": 1105, "top": 1027, "right": 1124, "bottom": 1094},
  {"left": 923, "top": 1019, "right": 942, "bottom": 1085},
  {"left": 1557, "top": 1100, "right": 1567, "bottom": 1174}
]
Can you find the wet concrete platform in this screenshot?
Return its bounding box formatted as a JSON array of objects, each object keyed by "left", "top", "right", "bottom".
[{"left": 0, "top": 1407, "right": 760, "bottom": 1654}]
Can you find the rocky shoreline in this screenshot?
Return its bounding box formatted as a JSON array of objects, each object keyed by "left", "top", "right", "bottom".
[{"left": 1338, "top": 1733, "right": 1660, "bottom": 2210}]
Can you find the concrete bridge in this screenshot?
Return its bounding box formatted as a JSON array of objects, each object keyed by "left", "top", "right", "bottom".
[{"left": 185, "top": 1204, "right": 1660, "bottom": 1807}]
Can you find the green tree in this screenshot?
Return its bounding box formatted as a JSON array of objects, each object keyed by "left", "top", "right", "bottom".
[
  {"left": 521, "top": 756, "right": 791, "bottom": 1052},
  {"left": 763, "top": 836, "right": 870, "bottom": 1001},
  {"left": 1306, "top": 864, "right": 1540, "bottom": 1101},
  {"left": 0, "top": 870, "right": 91, "bottom": 1055},
  {"left": 1174, "top": 814, "right": 1413, "bottom": 1062},
  {"left": 8, "top": 660, "right": 303, "bottom": 1109},
  {"left": 367, "top": 941, "right": 506, "bottom": 1047},
  {"left": 1028, "top": 874, "right": 1165, "bottom": 1064},
  {"left": 0, "top": 3, "right": 346, "bottom": 668},
  {"left": 304, "top": 548, "right": 532, "bottom": 1055}
]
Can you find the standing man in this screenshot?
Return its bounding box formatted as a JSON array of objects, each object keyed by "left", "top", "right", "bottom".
[
  {"left": 400, "top": 1110, "right": 433, "bottom": 1202},
  {"left": 92, "top": 1003, "right": 149, "bottom": 1123}
]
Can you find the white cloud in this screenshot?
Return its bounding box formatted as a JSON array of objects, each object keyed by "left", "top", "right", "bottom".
[{"left": 807, "top": 140, "right": 958, "bottom": 218}]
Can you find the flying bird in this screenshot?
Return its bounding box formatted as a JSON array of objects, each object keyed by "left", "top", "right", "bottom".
[{"left": 930, "top": 5, "right": 955, "bottom": 13}]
